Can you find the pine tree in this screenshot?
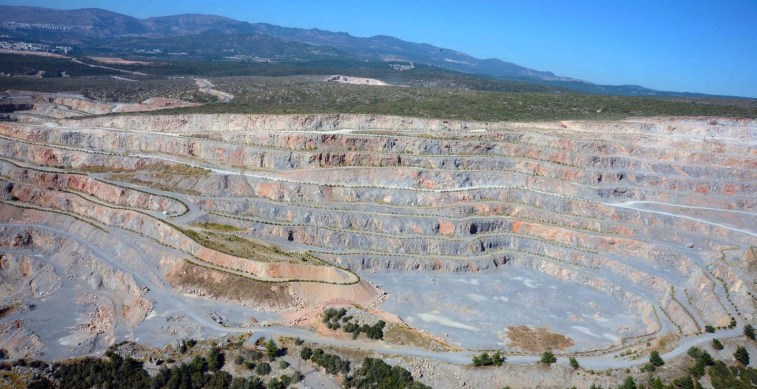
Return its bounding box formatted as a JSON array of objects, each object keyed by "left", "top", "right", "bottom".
[
  {"left": 734, "top": 346, "right": 750, "bottom": 365},
  {"left": 745, "top": 324, "right": 755, "bottom": 340},
  {"left": 649, "top": 350, "right": 665, "bottom": 367},
  {"left": 207, "top": 347, "right": 224, "bottom": 371},
  {"left": 618, "top": 376, "right": 636, "bottom": 389}
]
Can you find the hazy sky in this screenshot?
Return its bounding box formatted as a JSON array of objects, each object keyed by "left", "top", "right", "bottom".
[{"left": 3, "top": 0, "right": 756, "bottom": 97}]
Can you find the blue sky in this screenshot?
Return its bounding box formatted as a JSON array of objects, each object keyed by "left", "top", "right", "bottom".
[{"left": 3, "top": 0, "right": 756, "bottom": 97}]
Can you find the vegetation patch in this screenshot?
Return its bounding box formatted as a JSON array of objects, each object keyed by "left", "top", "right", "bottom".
[
  {"left": 105, "top": 173, "right": 202, "bottom": 196},
  {"left": 160, "top": 76, "right": 757, "bottom": 121},
  {"left": 166, "top": 261, "right": 296, "bottom": 306},
  {"left": 505, "top": 325, "right": 574, "bottom": 352},
  {"left": 180, "top": 226, "right": 321, "bottom": 264},
  {"left": 322, "top": 307, "right": 386, "bottom": 340},
  {"left": 346, "top": 357, "right": 431, "bottom": 389},
  {"left": 190, "top": 222, "right": 243, "bottom": 232},
  {"left": 383, "top": 323, "right": 453, "bottom": 352}
]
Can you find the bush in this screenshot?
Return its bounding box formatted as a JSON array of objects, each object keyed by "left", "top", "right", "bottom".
[
  {"left": 234, "top": 355, "right": 244, "bottom": 365},
  {"left": 279, "top": 360, "right": 290, "bottom": 369},
  {"left": 569, "top": 356, "right": 579, "bottom": 369},
  {"left": 704, "top": 325, "right": 715, "bottom": 333},
  {"left": 255, "top": 362, "right": 271, "bottom": 376},
  {"left": 671, "top": 376, "right": 693, "bottom": 389},
  {"left": 734, "top": 346, "right": 749, "bottom": 365},
  {"left": 540, "top": 351, "right": 557, "bottom": 365},
  {"left": 267, "top": 377, "right": 285, "bottom": 389},
  {"left": 711, "top": 338, "right": 724, "bottom": 350},
  {"left": 346, "top": 357, "right": 431, "bottom": 389},
  {"left": 744, "top": 324, "right": 755, "bottom": 340},
  {"left": 310, "top": 349, "right": 350, "bottom": 375},
  {"left": 472, "top": 351, "right": 504, "bottom": 367},
  {"left": 618, "top": 376, "right": 636, "bottom": 389}
]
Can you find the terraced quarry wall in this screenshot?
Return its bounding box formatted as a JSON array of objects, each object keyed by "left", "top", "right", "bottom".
[{"left": 0, "top": 97, "right": 755, "bottom": 359}]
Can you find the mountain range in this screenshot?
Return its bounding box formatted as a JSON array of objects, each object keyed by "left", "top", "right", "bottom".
[{"left": 0, "top": 5, "right": 736, "bottom": 98}]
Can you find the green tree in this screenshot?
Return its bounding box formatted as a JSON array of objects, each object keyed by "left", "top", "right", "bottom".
[
  {"left": 672, "top": 375, "right": 694, "bottom": 389},
  {"left": 733, "top": 346, "right": 750, "bottom": 365},
  {"left": 704, "top": 325, "right": 715, "bottom": 333},
  {"left": 649, "top": 351, "right": 665, "bottom": 367},
  {"left": 346, "top": 357, "right": 431, "bottom": 389},
  {"left": 206, "top": 371, "right": 232, "bottom": 389},
  {"left": 492, "top": 351, "right": 505, "bottom": 366},
  {"left": 569, "top": 356, "right": 579, "bottom": 369},
  {"left": 265, "top": 339, "right": 278, "bottom": 361},
  {"left": 267, "top": 377, "right": 285, "bottom": 389},
  {"left": 745, "top": 324, "right": 755, "bottom": 340},
  {"left": 207, "top": 347, "right": 225, "bottom": 372},
  {"left": 711, "top": 338, "right": 723, "bottom": 350},
  {"left": 540, "top": 351, "right": 557, "bottom": 365},
  {"left": 618, "top": 376, "right": 636, "bottom": 389},
  {"left": 300, "top": 347, "right": 313, "bottom": 360},
  {"left": 650, "top": 377, "right": 664, "bottom": 389},
  {"left": 229, "top": 377, "right": 246, "bottom": 389}
]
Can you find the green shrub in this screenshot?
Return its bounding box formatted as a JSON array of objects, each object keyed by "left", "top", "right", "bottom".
[
  {"left": 649, "top": 350, "right": 665, "bottom": 367},
  {"left": 734, "top": 346, "right": 750, "bottom": 365},
  {"left": 255, "top": 361, "right": 271, "bottom": 376},
  {"left": 540, "top": 351, "right": 557, "bottom": 365},
  {"left": 345, "top": 357, "right": 431, "bottom": 389}
]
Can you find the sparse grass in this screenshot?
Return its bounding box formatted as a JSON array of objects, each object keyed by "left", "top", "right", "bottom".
[
  {"left": 77, "top": 165, "right": 135, "bottom": 173},
  {"left": 191, "top": 222, "right": 243, "bottom": 232},
  {"left": 105, "top": 163, "right": 208, "bottom": 195},
  {"left": 0, "top": 370, "right": 26, "bottom": 389},
  {"left": 180, "top": 226, "right": 321, "bottom": 265},
  {"left": 105, "top": 174, "right": 202, "bottom": 196},
  {"left": 140, "top": 162, "right": 210, "bottom": 176},
  {"left": 167, "top": 261, "right": 296, "bottom": 305},
  {"left": 383, "top": 323, "right": 453, "bottom": 352},
  {"left": 654, "top": 333, "right": 679, "bottom": 352},
  {"left": 506, "top": 325, "right": 574, "bottom": 353}
]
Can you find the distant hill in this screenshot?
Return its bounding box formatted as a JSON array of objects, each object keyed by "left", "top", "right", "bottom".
[
  {"left": 0, "top": 5, "right": 743, "bottom": 98},
  {"left": 101, "top": 33, "right": 349, "bottom": 61}
]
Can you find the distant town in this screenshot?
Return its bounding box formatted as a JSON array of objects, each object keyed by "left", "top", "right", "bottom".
[{"left": 0, "top": 39, "right": 72, "bottom": 54}]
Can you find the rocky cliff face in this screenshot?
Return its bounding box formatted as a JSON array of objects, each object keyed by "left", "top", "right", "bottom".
[{"left": 0, "top": 96, "right": 754, "bottom": 358}]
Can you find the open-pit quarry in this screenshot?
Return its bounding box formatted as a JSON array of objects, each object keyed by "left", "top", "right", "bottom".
[{"left": 0, "top": 93, "right": 755, "bottom": 387}]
